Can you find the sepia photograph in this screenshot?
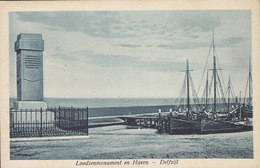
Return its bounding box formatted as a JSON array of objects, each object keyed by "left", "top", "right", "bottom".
[{"left": 1, "top": 0, "right": 260, "bottom": 168}]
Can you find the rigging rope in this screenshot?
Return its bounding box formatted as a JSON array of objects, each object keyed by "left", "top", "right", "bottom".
[
  {"left": 208, "top": 70, "right": 214, "bottom": 104},
  {"left": 215, "top": 50, "right": 226, "bottom": 88},
  {"left": 174, "top": 72, "right": 187, "bottom": 107},
  {"left": 190, "top": 73, "right": 202, "bottom": 108},
  {"left": 243, "top": 76, "right": 249, "bottom": 105},
  {"left": 197, "top": 42, "right": 213, "bottom": 95},
  {"left": 217, "top": 72, "right": 228, "bottom": 109}
]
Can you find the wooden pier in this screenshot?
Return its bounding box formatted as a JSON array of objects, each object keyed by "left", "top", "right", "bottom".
[
  {"left": 118, "top": 115, "right": 158, "bottom": 128},
  {"left": 117, "top": 108, "right": 252, "bottom": 135}
]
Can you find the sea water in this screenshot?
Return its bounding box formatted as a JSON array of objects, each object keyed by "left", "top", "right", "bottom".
[{"left": 10, "top": 98, "right": 175, "bottom": 117}]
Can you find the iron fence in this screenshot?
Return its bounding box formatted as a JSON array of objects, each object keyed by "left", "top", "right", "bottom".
[{"left": 10, "top": 107, "right": 88, "bottom": 138}]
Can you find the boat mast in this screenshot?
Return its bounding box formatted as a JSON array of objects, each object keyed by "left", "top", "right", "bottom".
[
  {"left": 213, "top": 29, "right": 217, "bottom": 118},
  {"left": 186, "top": 59, "right": 190, "bottom": 119},
  {"left": 248, "top": 54, "right": 252, "bottom": 106},
  {"left": 205, "top": 71, "right": 208, "bottom": 110},
  {"left": 227, "top": 75, "right": 231, "bottom": 112},
  {"left": 239, "top": 90, "right": 242, "bottom": 121}
]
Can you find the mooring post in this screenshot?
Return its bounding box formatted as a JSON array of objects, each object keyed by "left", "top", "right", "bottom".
[
  {"left": 158, "top": 109, "right": 161, "bottom": 124},
  {"left": 158, "top": 109, "right": 162, "bottom": 133},
  {"left": 144, "top": 119, "right": 147, "bottom": 127},
  {"left": 169, "top": 108, "right": 173, "bottom": 135}
]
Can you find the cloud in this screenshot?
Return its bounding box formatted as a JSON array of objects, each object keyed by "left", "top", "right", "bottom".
[
  {"left": 190, "top": 35, "right": 200, "bottom": 39},
  {"left": 113, "top": 44, "right": 142, "bottom": 48},
  {"left": 72, "top": 50, "right": 138, "bottom": 68},
  {"left": 15, "top": 11, "right": 223, "bottom": 40},
  {"left": 217, "top": 37, "right": 248, "bottom": 47},
  {"left": 157, "top": 36, "right": 247, "bottom": 50},
  {"left": 16, "top": 12, "right": 125, "bottom": 38},
  {"left": 139, "top": 60, "right": 186, "bottom": 72},
  {"left": 177, "top": 11, "right": 221, "bottom": 32},
  {"left": 157, "top": 41, "right": 210, "bottom": 50},
  {"left": 158, "top": 44, "right": 191, "bottom": 50},
  {"left": 51, "top": 53, "right": 78, "bottom": 61},
  {"left": 55, "top": 46, "right": 63, "bottom": 51},
  {"left": 205, "top": 36, "right": 249, "bottom": 49},
  {"left": 71, "top": 50, "right": 196, "bottom": 72}
]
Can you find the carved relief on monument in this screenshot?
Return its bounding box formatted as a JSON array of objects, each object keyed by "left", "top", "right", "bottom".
[
  {"left": 24, "top": 55, "right": 40, "bottom": 69},
  {"left": 23, "top": 51, "right": 42, "bottom": 82}
]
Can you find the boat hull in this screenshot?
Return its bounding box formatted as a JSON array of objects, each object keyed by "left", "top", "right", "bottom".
[{"left": 163, "top": 118, "right": 253, "bottom": 135}]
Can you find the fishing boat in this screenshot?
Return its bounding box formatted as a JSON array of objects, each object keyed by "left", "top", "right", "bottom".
[
  {"left": 242, "top": 55, "right": 253, "bottom": 119},
  {"left": 233, "top": 55, "right": 253, "bottom": 126},
  {"left": 157, "top": 30, "right": 253, "bottom": 134}
]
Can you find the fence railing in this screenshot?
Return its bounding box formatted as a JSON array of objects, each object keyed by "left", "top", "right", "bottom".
[{"left": 10, "top": 107, "right": 88, "bottom": 138}]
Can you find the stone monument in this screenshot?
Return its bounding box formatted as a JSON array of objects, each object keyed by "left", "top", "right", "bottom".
[{"left": 14, "top": 33, "right": 47, "bottom": 110}]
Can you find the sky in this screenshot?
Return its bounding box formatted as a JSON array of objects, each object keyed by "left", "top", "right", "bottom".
[{"left": 9, "top": 10, "right": 251, "bottom": 98}]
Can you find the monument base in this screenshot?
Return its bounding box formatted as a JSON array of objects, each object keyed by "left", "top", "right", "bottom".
[{"left": 14, "top": 101, "right": 48, "bottom": 110}]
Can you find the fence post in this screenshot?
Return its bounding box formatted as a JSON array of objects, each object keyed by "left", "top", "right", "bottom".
[
  {"left": 30, "top": 109, "right": 32, "bottom": 137},
  {"left": 81, "top": 108, "right": 84, "bottom": 128},
  {"left": 86, "top": 107, "right": 88, "bottom": 135},
  {"left": 46, "top": 108, "right": 48, "bottom": 131},
  {"left": 25, "top": 109, "right": 28, "bottom": 136},
  {"left": 21, "top": 109, "right": 23, "bottom": 135},
  {"left": 54, "top": 107, "right": 56, "bottom": 126},
  {"left": 64, "top": 107, "right": 66, "bottom": 130},
  {"left": 77, "top": 108, "right": 80, "bottom": 121},
  {"left": 70, "top": 106, "right": 73, "bottom": 133},
  {"left": 40, "top": 108, "right": 43, "bottom": 137},
  {"left": 71, "top": 106, "right": 73, "bottom": 128},
  {"left": 58, "top": 106, "right": 61, "bottom": 127},
  {"left": 16, "top": 110, "right": 18, "bottom": 137},
  {"left": 77, "top": 108, "right": 80, "bottom": 129}
]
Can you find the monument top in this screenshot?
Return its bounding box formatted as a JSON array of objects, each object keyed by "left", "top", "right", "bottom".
[
  {"left": 15, "top": 33, "right": 44, "bottom": 52},
  {"left": 17, "top": 33, "right": 42, "bottom": 40}
]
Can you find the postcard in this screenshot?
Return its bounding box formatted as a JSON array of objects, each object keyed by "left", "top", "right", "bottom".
[{"left": 1, "top": 0, "right": 259, "bottom": 168}]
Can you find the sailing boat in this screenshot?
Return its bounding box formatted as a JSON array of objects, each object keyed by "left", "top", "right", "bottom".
[
  {"left": 172, "top": 59, "right": 201, "bottom": 120},
  {"left": 156, "top": 59, "right": 204, "bottom": 134},
  {"left": 198, "top": 29, "right": 235, "bottom": 121},
  {"left": 158, "top": 29, "right": 253, "bottom": 134},
  {"left": 241, "top": 55, "right": 253, "bottom": 120},
  {"left": 224, "top": 76, "right": 239, "bottom": 121}
]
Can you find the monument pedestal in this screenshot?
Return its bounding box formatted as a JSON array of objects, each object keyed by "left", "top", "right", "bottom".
[{"left": 14, "top": 101, "right": 48, "bottom": 110}]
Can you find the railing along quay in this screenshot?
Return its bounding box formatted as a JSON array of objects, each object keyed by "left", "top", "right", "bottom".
[{"left": 10, "top": 107, "right": 88, "bottom": 138}]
